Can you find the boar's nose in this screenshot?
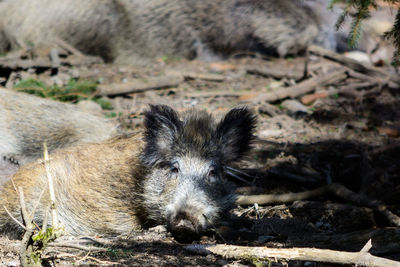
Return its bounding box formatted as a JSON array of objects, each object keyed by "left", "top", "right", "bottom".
[{"left": 168, "top": 210, "right": 202, "bottom": 242}]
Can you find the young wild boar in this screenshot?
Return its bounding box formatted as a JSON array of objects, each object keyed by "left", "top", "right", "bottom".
[
  {"left": 0, "top": 0, "right": 338, "bottom": 64},
  {"left": 0, "top": 88, "right": 117, "bottom": 167},
  {"left": 0, "top": 105, "right": 256, "bottom": 240}
]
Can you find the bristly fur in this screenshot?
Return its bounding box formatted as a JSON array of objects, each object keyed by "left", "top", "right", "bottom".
[
  {"left": 142, "top": 105, "right": 183, "bottom": 166},
  {"left": 0, "top": 104, "right": 256, "bottom": 238},
  {"left": 142, "top": 105, "right": 256, "bottom": 167},
  {"left": 0, "top": 0, "right": 339, "bottom": 64},
  {"left": 216, "top": 107, "right": 257, "bottom": 163}
]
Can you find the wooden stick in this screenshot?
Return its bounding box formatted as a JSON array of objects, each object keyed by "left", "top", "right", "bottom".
[
  {"left": 186, "top": 241, "right": 400, "bottom": 267},
  {"left": 3, "top": 205, "right": 26, "bottom": 230},
  {"left": 247, "top": 68, "right": 347, "bottom": 103},
  {"left": 245, "top": 66, "right": 304, "bottom": 80},
  {"left": 18, "top": 187, "right": 34, "bottom": 267},
  {"left": 184, "top": 72, "right": 225, "bottom": 82},
  {"left": 236, "top": 186, "right": 329, "bottom": 205},
  {"left": 0, "top": 58, "right": 53, "bottom": 69},
  {"left": 309, "top": 45, "right": 400, "bottom": 85},
  {"left": 96, "top": 75, "right": 184, "bottom": 96},
  {"left": 185, "top": 91, "right": 243, "bottom": 98},
  {"left": 236, "top": 183, "right": 400, "bottom": 227},
  {"left": 329, "top": 183, "right": 400, "bottom": 226},
  {"left": 43, "top": 142, "right": 58, "bottom": 228}
]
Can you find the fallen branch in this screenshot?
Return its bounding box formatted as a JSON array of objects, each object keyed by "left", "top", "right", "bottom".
[
  {"left": 182, "top": 72, "right": 225, "bottom": 82},
  {"left": 309, "top": 45, "right": 400, "bottom": 85},
  {"left": 329, "top": 183, "right": 400, "bottom": 226},
  {"left": 308, "top": 227, "right": 400, "bottom": 255},
  {"left": 0, "top": 49, "right": 101, "bottom": 71},
  {"left": 236, "top": 186, "right": 328, "bottom": 205},
  {"left": 245, "top": 65, "right": 304, "bottom": 80},
  {"left": 0, "top": 58, "right": 53, "bottom": 70},
  {"left": 247, "top": 68, "right": 347, "bottom": 103},
  {"left": 186, "top": 240, "right": 400, "bottom": 267},
  {"left": 301, "top": 81, "right": 378, "bottom": 104},
  {"left": 43, "top": 252, "right": 116, "bottom": 265},
  {"left": 166, "top": 70, "right": 226, "bottom": 81},
  {"left": 47, "top": 243, "right": 108, "bottom": 252},
  {"left": 236, "top": 183, "right": 400, "bottom": 227},
  {"left": 96, "top": 75, "right": 184, "bottom": 96},
  {"left": 186, "top": 91, "right": 243, "bottom": 98}
]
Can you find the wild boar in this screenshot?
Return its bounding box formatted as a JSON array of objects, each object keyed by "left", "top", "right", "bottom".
[
  {"left": 0, "top": 0, "right": 338, "bottom": 64},
  {"left": 0, "top": 88, "right": 117, "bottom": 166},
  {"left": 0, "top": 105, "right": 256, "bottom": 240}
]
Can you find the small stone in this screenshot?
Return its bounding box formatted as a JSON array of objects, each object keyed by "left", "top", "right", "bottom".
[
  {"left": 281, "top": 99, "right": 309, "bottom": 115},
  {"left": 344, "top": 51, "right": 371, "bottom": 65},
  {"left": 149, "top": 225, "right": 167, "bottom": 234}
]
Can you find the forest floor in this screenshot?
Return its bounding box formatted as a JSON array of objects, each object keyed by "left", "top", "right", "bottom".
[{"left": 0, "top": 41, "right": 399, "bottom": 266}]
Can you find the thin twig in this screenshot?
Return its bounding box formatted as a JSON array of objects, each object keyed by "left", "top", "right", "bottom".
[
  {"left": 225, "top": 169, "right": 254, "bottom": 186},
  {"left": 236, "top": 186, "right": 329, "bottom": 205},
  {"left": 47, "top": 243, "right": 108, "bottom": 252},
  {"left": 3, "top": 205, "right": 26, "bottom": 230},
  {"left": 246, "top": 68, "right": 347, "bottom": 103},
  {"left": 18, "top": 186, "right": 30, "bottom": 224},
  {"left": 28, "top": 187, "right": 46, "bottom": 221},
  {"left": 43, "top": 252, "right": 116, "bottom": 265},
  {"left": 43, "top": 142, "right": 58, "bottom": 228}
]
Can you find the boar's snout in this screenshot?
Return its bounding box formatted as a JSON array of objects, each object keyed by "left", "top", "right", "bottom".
[
  {"left": 167, "top": 209, "right": 201, "bottom": 241},
  {"left": 166, "top": 202, "right": 211, "bottom": 242}
]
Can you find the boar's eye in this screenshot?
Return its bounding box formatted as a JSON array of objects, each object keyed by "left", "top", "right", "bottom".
[
  {"left": 170, "top": 163, "right": 179, "bottom": 174},
  {"left": 207, "top": 168, "right": 218, "bottom": 184}
]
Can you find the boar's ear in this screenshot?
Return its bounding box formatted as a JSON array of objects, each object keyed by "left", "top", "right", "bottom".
[
  {"left": 216, "top": 107, "right": 256, "bottom": 162},
  {"left": 143, "top": 105, "right": 182, "bottom": 165}
]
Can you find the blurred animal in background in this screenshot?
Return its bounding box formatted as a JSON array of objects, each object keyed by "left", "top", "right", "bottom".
[
  {"left": 0, "top": 88, "right": 117, "bottom": 183},
  {"left": 0, "top": 0, "right": 342, "bottom": 64}
]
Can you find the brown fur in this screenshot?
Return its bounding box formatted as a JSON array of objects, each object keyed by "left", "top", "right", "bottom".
[
  {"left": 0, "top": 105, "right": 256, "bottom": 239},
  {"left": 0, "top": 134, "right": 144, "bottom": 237},
  {"left": 0, "top": 0, "right": 338, "bottom": 64}
]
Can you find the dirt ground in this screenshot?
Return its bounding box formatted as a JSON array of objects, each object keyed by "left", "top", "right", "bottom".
[{"left": 1, "top": 39, "right": 400, "bottom": 266}]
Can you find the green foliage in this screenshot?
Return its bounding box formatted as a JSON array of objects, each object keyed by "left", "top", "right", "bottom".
[
  {"left": 94, "top": 98, "right": 113, "bottom": 110},
  {"left": 330, "top": 0, "right": 400, "bottom": 65},
  {"left": 160, "top": 55, "right": 182, "bottom": 63},
  {"left": 241, "top": 255, "right": 273, "bottom": 267},
  {"left": 25, "top": 226, "right": 64, "bottom": 266},
  {"left": 32, "top": 226, "right": 61, "bottom": 245},
  {"left": 105, "top": 111, "right": 123, "bottom": 118},
  {"left": 13, "top": 78, "right": 113, "bottom": 109},
  {"left": 330, "top": 92, "right": 339, "bottom": 99}
]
